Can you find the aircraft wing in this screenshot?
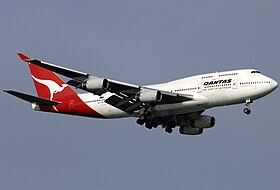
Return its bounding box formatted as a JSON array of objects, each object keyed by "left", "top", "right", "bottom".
[
  {"left": 17, "top": 53, "right": 139, "bottom": 94},
  {"left": 17, "top": 53, "right": 193, "bottom": 113}
]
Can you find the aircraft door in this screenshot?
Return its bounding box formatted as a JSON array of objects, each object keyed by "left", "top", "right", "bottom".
[
  {"left": 197, "top": 83, "right": 202, "bottom": 93},
  {"left": 69, "top": 100, "right": 75, "bottom": 111},
  {"left": 232, "top": 79, "right": 238, "bottom": 89}
]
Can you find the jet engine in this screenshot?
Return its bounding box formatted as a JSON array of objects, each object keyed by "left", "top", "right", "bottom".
[
  {"left": 138, "top": 90, "right": 162, "bottom": 103},
  {"left": 82, "top": 77, "right": 109, "bottom": 92},
  {"left": 176, "top": 115, "right": 215, "bottom": 129},
  {"left": 191, "top": 115, "right": 215, "bottom": 129},
  {"left": 179, "top": 127, "right": 203, "bottom": 135}
]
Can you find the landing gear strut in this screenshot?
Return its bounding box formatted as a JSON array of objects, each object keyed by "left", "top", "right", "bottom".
[{"left": 243, "top": 99, "right": 252, "bottom": 115}]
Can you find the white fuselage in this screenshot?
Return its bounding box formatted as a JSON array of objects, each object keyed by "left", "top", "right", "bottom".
[{"left": 77, "top": 69, "right": 278, "bottom": 118}]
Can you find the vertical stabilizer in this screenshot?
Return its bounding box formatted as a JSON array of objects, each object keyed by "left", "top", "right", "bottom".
[{"left": 17, "top": 53, "right": 77, "bottom": 101}]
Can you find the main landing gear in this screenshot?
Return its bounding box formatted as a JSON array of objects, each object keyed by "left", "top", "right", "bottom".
[
  {"left": 136, "top": 118, "right": 145, "bottom": 125},
  {"left": 165, "top": 127, "right": 173, "bottom": 134},
  {"left": 164, "top": 121, "right": 176, "bottom": 134},
  {"left": 136, "top": 112, "right": 159, "bottom": 130},
  {"left": 136, "top": 112, "right": 177, "bottom": 134},
  {"left": 243, "top": 99, "right": 253, "bottom": 115}
]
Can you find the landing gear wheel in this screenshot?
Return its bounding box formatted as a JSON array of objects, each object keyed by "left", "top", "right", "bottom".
[
  {"left": 165, "top": 127, "right": 173, "bottom": 134},
  {"left": 151, "top": 122, "right": 158, "bottom": 128},
  {"left": 243, "top": 108, "right": 251, "bottom": 115},
  {"left": 145, "top": 123, "right": 153, "bottom": 129},
  {"left": 136, "top": 118, "right": 145, "bottom": 125}
]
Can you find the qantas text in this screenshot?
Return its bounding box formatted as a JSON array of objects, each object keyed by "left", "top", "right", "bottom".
[{"left": 203, "top": 79, "right": 232, "bottom": 86}]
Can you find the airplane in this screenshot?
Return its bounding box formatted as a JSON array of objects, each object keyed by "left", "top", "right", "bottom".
[{"left": 4, "top": 53, "right": 278, "bottom": 135}]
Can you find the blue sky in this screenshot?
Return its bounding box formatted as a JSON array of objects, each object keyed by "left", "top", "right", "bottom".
[{"left": 1, "top": 0, "right": 279, "bottom": 189}]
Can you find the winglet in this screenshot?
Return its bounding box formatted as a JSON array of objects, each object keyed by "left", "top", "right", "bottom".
[{"left": 17, "top": 52, "right": 32, "bottom": 62}]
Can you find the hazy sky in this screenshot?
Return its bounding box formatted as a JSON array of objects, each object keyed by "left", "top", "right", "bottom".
[{"left": 1, "top": 0, "right": 279, "bottom": 189}]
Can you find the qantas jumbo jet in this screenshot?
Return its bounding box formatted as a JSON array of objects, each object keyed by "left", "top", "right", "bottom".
[{"left": 4, "top": 53, "right": 278, "bottom": 135}]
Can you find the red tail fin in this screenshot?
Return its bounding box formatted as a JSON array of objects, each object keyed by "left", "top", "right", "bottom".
[{"left": 17, "top": 53, "right": 77, "bottom": 101}]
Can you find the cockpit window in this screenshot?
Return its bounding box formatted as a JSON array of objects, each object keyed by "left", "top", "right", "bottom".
[{"left": 251, "top": 71, "right": 260, "bottom": 73}]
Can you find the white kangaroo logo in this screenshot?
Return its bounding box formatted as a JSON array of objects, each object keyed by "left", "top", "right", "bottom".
[{"left": 32, "top": 75, "right": 68, "bottom": 101}]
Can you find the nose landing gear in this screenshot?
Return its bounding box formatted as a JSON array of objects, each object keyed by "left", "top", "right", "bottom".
[
  {"left": 243, "top": 99, "right": 253, "bottom": 115},
  {"left": 243, "top": 107, "right": 251, "bottom": 115}
]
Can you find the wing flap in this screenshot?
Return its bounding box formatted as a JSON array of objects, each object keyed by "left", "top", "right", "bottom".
[
  {"left": 105, "top": 89, "right": 194, "bottom": 114},
  {"left": 4, "top": 90, "right": 61, "bottom": 106},
  {"left": 105, "top": 93, "right": 143, "bottom": 114}
]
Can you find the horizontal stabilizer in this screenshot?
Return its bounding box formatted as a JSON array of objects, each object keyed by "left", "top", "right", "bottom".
[{"left": 3, "top": 90, "right": 61, "bottom": 106}]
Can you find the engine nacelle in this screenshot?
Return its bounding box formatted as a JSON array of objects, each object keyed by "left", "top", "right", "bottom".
[
  {"left": 139, "top": 90, "right": 162, "bottom": 103},
  {"left": 192, "top": 115, "right": 215, "bottom": 129},
  {"left": 83, "top": 77, "right": 109, "bottom": 92},
  {"left": 179, "top": 126, "right": 203, "bottom": 135}
]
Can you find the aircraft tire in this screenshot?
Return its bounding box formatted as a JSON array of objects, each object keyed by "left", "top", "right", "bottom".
[
  {"left": 243, "top": 108, "right": 251, "bottom": 115},
  {"left": 165, "top": 127, "right": 173, "bottom": 134},
  {"left": 136, "top": 118, "right": 145, "bottom": 125}
]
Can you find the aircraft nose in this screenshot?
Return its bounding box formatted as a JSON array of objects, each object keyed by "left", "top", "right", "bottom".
[{"left": 271, "top": 79, "right": 278, "bottom": 91}]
